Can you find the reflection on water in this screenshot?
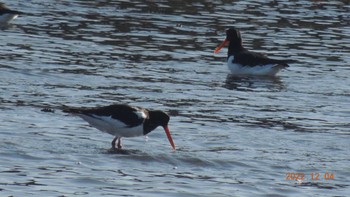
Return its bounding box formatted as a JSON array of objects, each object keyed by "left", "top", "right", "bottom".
[
  {"left": 223, "top": 74, "right": 285, "bottom": 92},
  {"left": 1, "top": 0, "right": 350, "bottom": 196}
]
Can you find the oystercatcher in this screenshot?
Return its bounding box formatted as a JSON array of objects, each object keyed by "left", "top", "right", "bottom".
[
  {"left": 0, "top": 3, "right": 24, "bottom": 25},
  {"left": 64, "top": 104, "right": 176, "bottom": 150},
  {"left": 214, "top": 27, "right": 293, "bottom": 76}
]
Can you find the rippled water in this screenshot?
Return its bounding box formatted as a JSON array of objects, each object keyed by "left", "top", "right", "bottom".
[{"left": 1, "top": 0, "right": 349, "bottom": 196}]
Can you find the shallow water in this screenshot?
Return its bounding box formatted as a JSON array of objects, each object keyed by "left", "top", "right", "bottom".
[{"left": 1, "top": 0, "right": 349, "bottom": 196}]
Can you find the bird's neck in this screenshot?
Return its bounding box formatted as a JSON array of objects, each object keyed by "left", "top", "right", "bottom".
[
  {"left": 228, "top": 40, "right": 244, "bottom": 57},
  {"left": 143, "top": 119, "right": 157, "bottom": 135}
]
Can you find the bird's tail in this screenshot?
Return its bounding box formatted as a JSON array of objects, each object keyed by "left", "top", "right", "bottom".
[
  {"left": 273, "top": 59, "right": 297, "bottom": 69},
  {"left": 273, "top": 63, "right": 289, "bottom": 69}
]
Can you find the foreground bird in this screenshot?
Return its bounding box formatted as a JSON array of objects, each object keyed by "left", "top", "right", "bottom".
[
  {"left": 64, "top": 104, "right": 176, "bottom": 150},
  {"left": 0, "top": 3, "right": 24, "bottom": 25},
  {"left": 214, "top": 27, "right": 293, "bottom": 76}
]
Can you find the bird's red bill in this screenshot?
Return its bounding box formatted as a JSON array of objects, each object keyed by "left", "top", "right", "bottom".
[
  {"left": 214, "top": 39, "right": 229, "bottom": 53},
  {"left": 164, "top": 126, "right": 176, "bottom": 150}
]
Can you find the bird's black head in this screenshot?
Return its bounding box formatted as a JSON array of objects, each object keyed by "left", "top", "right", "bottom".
[
  {"left": 147, "top": 110, "right": 176, "bottom": 150},
  {"left": 226, "top": 27, "right": 242, "bottom": 42},
  {"left": 214, "top": 27, "right": 244, "bottom": 55},
  {"left": 151, "top": 110, "right": 170, "bottom": 127},
  {"left": 144, "top": 110, "right": 170, "bottom": 135},
  {"left": 145, "top": 110, "right": 176, "bottom": 150}
]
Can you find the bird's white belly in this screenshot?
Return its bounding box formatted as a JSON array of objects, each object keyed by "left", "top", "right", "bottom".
[
  {"left": 78, "top": 114, "right": 144, "bottom": 137},
  {"left": 227, "top": 56, "right": 281, "bottom": 76},
  {"left": 0, "top": 14, "right": 18, "bottom": 24}
]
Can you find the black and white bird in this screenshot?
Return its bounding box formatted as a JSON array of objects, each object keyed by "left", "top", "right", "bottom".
[
  {"left": 64, "top": 104, "right": 176, "bottom": 150},
  {"left": 214, "top": 27, "right": 294, "bottom": 76},
  {"left": 0, "top": 3, "right": 23, "bottom": 25}
]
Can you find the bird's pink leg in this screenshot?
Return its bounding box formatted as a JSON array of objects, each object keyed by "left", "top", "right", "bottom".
[
  {"left": 111, "top": 136, "right": 118, "bottom": 149},
  {"left": 117, "top": 138, "right": 122, "bottom": 149}
]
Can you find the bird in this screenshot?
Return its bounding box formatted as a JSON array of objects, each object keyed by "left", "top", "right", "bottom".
[
  {"left": 63, "top": 104, "right": 176, "bottom": 151},
  {"left": 0, "top": 3, "right": 24, "bottom": 25},
  {"left": 214, "top": 27, "right": 294, "bottom": 76}
]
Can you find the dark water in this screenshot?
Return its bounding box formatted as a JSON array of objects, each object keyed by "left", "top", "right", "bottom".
[{"left": 1, "top": 0, "right": 349, "bottom": 196}]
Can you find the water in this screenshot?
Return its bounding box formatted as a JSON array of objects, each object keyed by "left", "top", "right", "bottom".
[{"left": 1, "top": 0, "right": 349, "bottom": 196}]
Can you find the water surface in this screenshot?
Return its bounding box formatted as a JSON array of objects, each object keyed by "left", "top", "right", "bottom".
[{"left": 1, "top": 0, "right": 349, "bottom": 196}]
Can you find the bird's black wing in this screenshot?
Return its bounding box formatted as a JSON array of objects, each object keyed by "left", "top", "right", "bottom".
[
  {"left": 64, "top": 104, "right": 147, "bottom": 128},
  {"left": 234, "top": 51, "right": 291, "bottom": 67},
  {"left": 0, "top": 5, "right": 24, "bottom": 15}
]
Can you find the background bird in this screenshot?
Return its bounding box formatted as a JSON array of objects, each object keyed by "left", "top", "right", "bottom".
[
  {"left": 0, "top": 3, "right": 24, "bottom": 25},
  {"left": 215, "top": 27, "right": 294, "bottom": 76}
]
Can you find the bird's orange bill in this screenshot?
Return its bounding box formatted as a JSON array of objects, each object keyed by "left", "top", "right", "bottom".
[
  {"left": 214, "top": 39, "right": 229, "bottom": 54},
  {"left": 164, "top": 126, "right": 176, "bottom": 150}
]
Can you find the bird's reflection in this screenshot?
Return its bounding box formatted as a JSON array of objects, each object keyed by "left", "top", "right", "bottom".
[{"left": 223, "top": 74, "right": 285, "bottom": 92}]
